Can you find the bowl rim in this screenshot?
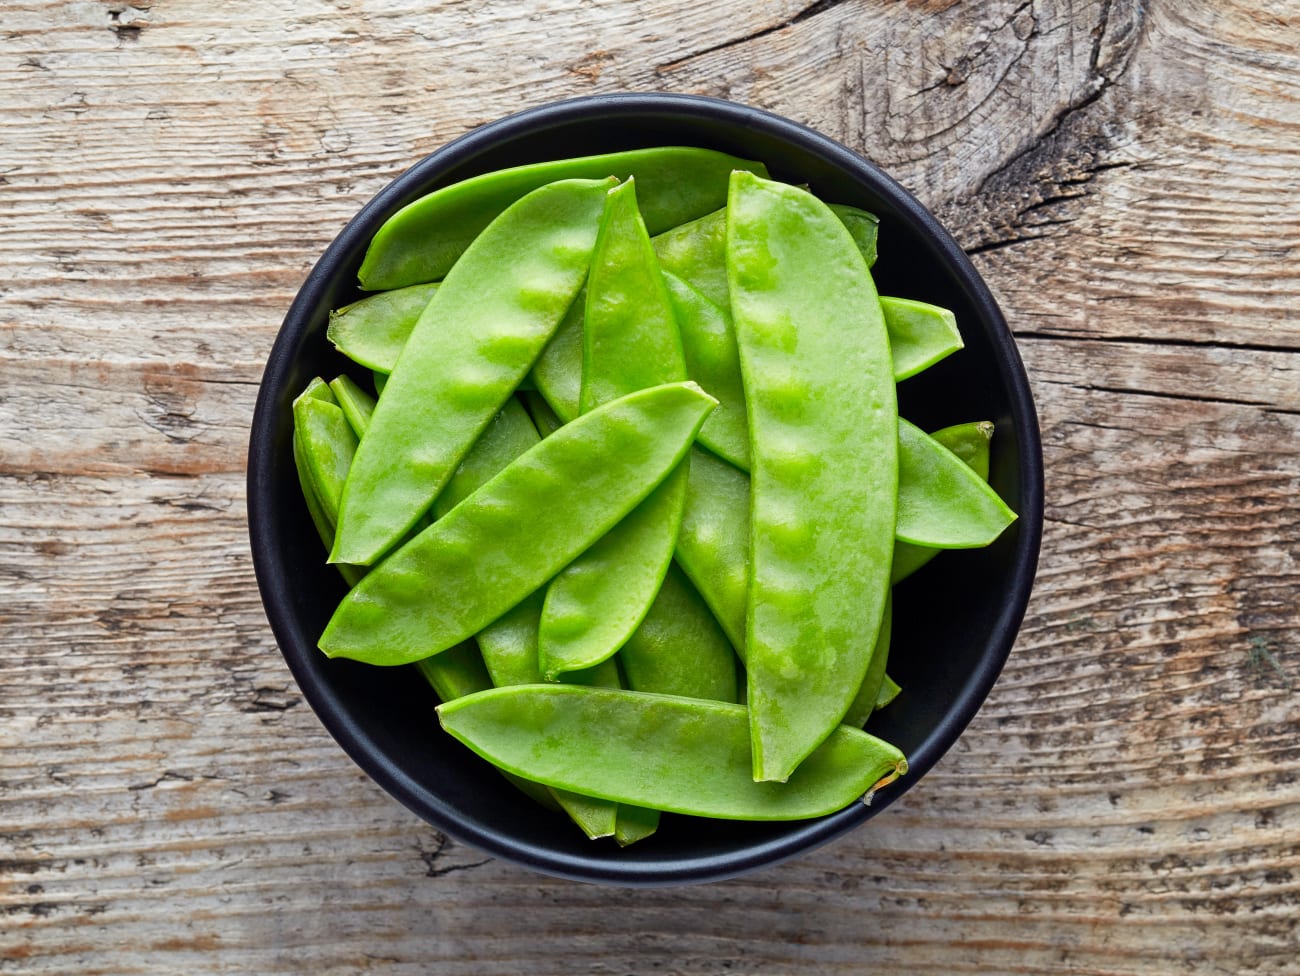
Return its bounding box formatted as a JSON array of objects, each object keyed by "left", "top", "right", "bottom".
[{"left": 248, "top": 91, "right": 1044, "bottom": 886}]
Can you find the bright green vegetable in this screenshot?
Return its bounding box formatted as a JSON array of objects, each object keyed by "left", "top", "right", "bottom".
[
  {"left": 727, "top": 170, "right": 898, "bottom": 782},
  {"left": 880, "top": 297, "right": 964, "bottom": 381},
  {"left": 892, "top": 420, "right": 994, "bottom": 583},
  {"left": 539, "top": 180, "right": 689, "bottom": 680},
  {"left": 529, "top": 291, "right": 584, "bottom": 422},
  {"left": 842, "top": 593, "right": 893, "bottom": 728},
  {"left": 896, "top": 418, "right": 1016, "bottom": 548},
  {"left": 521, "top": 389, "right": 564, "bottom": 438},
  {"left": 877, "top": 674, "right": 902, "bottom": 710},
  {"left": 619, "top": 565, "right": 739, "bottom": 703},
  {"left": 437, "top": 685, "right": 907, "bottom": 820},
  {"left": 319, "top": 381, "right": 717, "bottom": 667},
  {"left": 331, "top": 177, "right": 617, "bottom": 566},
  {"left": 662, "top": 271, "right": 749, "bottom": 469},
  {"left": 327, "top": 374, "right": 376, "bottom": 437},
  {"left": 293, "top": 396, "right": 357, "bottom": 529},
  {"left": 433, "top": 397, "right": 540, "bottom": 520},
  {"left": 826, "top": 203, "right": 879, "bottom": 268},
  {"left": 328, "top": 283, "right": 438, "bottom": 373},
  {"left": 358, "top": 147, "right": 769, "bottom": 291}
]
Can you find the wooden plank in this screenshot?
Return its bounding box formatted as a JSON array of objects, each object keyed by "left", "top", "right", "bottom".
[{"left": 2, "top": 0, "right": 1298, "bottom": 972}]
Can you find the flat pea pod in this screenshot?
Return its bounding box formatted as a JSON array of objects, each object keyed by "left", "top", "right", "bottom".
[
  {"left": 327, "top": 283, "right": 439, "bottom": 373},
  {"left": 292, "top": 379, "right": 342, "bottom": 568},
  {"left": 358, "top": 147, "right": 769, "bottom": 291},
  {"left": 880, "top": 297, "right": 964, "bottom": 381},
  {"left": 877, "top": 674, "right": 902, "bottom": 710},
  {"left": 727, "top": 171, "right": 898, "bottom": 783},
  {"left": 327, "top": 374, "right": 376, "bottom": 438},
  {"left": 618, "top": 564, "right": 739, "bottom": 702},
  {"left": 293, "top": 395, "right": 358, "bottom": 529},
  {"left": 661, "top": 271, "right": 749, "bottom": 470},
  {"left": 528, "top": 290, "right": 584, "bottom": 422},
  {"left": 896, "top": 418, "right": 1016, "bottom": 548},
  {"left": 674, "top": 446, "right": 751, "bottom": 655},
  {"left": 539, "top": 179, "right": 689, "bottom": 680},
  {"left": 652, "top": 203, "right": 880, "bottom": 311},
  {"left": 319, "top": 382, "right": 717, "bottom": 667},
  {"left": 433, "top": 397, "right": 540, "bottom": 520},
  {"left": 826, "top": 203, "right": 879, "bottom": 268},
  {"left": 331, "top": 177, "right": 616, "bottom": 566},
  {"left": 892, "top": 420, "right": 994, "bottom": 584},
  {"left": 521, "top": 389, "right": 564, "bottom": 438},
  {"left": 437, "top": 685, "right": 907, "bottom": 820},
  {"left": 842, "top": 593, "right": 893, "bottom": 729}
]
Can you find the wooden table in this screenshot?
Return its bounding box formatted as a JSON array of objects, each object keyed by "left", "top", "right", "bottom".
[{"left": 3, "top": 1, "right": 1297, "bottom": 972}]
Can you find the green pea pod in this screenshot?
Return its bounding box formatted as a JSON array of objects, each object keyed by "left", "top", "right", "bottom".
[
  {"left": 880, "top": 297, "right": 964, "bottom": 381},
  {"left": 332, "top": 177, "right": 617, "bottom": 566},
  {"left": 372, "top": 371, "right": 387, "bottom": 395},
  {"left": 652, "top": 208, "right": 729, "bottom": 308},
  {"left": 433, "top": 397, "right": 540, "bottom": 520},
  {"left": 842, "top": 593, "right": 893, "bottom": 729},
  {"left": 529, "top": 290, "right": 584, "bottom": 423},
  {"left": 539, "top": 179, "right": 689, "bottom": 681},
  {"left": 327, "top": 283, "right": 439, "bottom": 373},
  {"left": 877, "top": 674, "right": 902, "bottom": 710},
  {"left": 826, "top": 203, "right": 879, "bottom": 269},
  {"left": 437, "top": 685, "right": 907, "bottom": 820},
  {"left": 892, "top": 421, "right": 994, "bottom": 583},
  {"left": 896, "top": 418, "right": 1017, "bottom": 548},
  {"left": 320, "top": 381, "right": 717, "bottom": 667},
  {"left": 292, "top": 380, "right": 341, "bottom": 567},
  {"left": 327, "top": 374, "right": 377, "bottom": 438},
  {"left": 358, "top": 148, "right": 770, "bottom": 291},
  {"left": 661, "top": 271, "right": 750, "bottom": 470},
  {"left": 293, "top": 396, "right": 357, "bottom": 529},
  {"left": 674, "top": 446, "right": 751, "bottom": 656},
  {"left": 727, "top": 171, "right": 898, "bottom": 783},
  {"left": 619, "top": 564, "right": 739, "bottom": 703},
  {"left": 521, "top": 390, "right": 564, "bottom": 438}
]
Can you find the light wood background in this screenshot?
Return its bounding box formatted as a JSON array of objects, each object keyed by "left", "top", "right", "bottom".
[{"left": 3, "top": 1, "right": 1298, "bottom": 972}]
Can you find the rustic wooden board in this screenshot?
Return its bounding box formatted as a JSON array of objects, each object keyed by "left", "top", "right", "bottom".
[{"left": 2, "top": 0, "right": 1298, "bottom": 973}]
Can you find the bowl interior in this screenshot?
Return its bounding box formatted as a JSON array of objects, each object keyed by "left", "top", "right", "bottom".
[{"left": 248, "top": 94, "right": 1043, "bottom": 885}]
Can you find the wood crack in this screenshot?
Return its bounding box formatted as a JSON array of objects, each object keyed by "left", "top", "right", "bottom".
[
  {"left": 1012, "top": 330, "right": 1300, "bottom": 356},
  {"left": 655, "top": 0, "right": 852, "bottom": 72}
]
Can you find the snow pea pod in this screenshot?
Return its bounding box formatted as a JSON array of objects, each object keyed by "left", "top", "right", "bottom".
[
  {"left": 293, "top": 395, "right": 357, "bottom": 529},
  {"left": 896, "top": 418, "right": 1016, "bottom": 548},
  {"left": 842, "top": 593, "right": 893, "bottom": 729},
  {"left": 529, "top": 290, "right": 584, "bottom": 422},
  {"left": 432, "top": 397, "right": 539, "bottom": 520},
  {"left": 618, "top": 564, "right": 739, "bottom": 703},
  {"left": 327, "top": 283, "right": 439, "bottom": 373},
  {"left": 662, "top": 271, "right": 749, "bottom": 470},
  {"left": 727, "top": 171, "right": 898, "bottom": 783},
  {"left": 539, "top": 180, "right": 689, "bottom": 680},
  {"left": 327, "top": 374, "right": 376, "bottom": 437},
  {"left": 292, "top": 381, "right": 365, "bottom": 587},
  {"left": 892, "top": 421, "right": 994, "bottom": 583},
  {"left": 331, "top": 177, "right": 616, "bottom": 566},
  {"left": 521, "top": 390, "right": 564, "bottom": 438},
  {"left": 437, "top": 685, "right": 907, "bottom": 820},
  {"left": 880, "top": 297, "right": 963, "bottom": 381},
  {"left": 826, "top": 203, "right": 879, "bottom": 268},
  {"left": 358, "top": 147, "right": 769, "bottom": 291},
  {"left": 320, "top": 382, "right": 717, "bottom": 667}
]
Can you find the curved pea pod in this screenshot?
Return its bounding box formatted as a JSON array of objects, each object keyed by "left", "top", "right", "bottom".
[
  {"left": 319, "top": 382, "right": 717, "bottom": 667},
  {"left": 662, "top": 271, "right": 749, "bottom": 469},
  {"left": 826, "top": 203, "right": 879, "bottom": 268},
  {"left": 896, "top": 417, "right": 1017, "bottom": 548},
  {"left": 842, "top": 593, "right": 893, "bottom": 729},
  {"left": 358, "top": 147, "right": 769, "bottom": 291},
  {"left": 877, "top": 674, "right": 902, "bottom": 710},
  {"left": 433, "top": 397, "right": 540, "bottom": 520},
  {"left": 327, "top": 283, "right": 439, "bottom": 373},
  {"left": 539, "top": 179, "right": 689, "bottom": 680},
  {"left": 727, "top": 171, "right": 898, "bottom": 783},
  {"left": 892, "top": 420, "right": 994, "bottom": 584},
  {"left": 331, "top": 177, "right": 616, "bottom": 566},
  {"left": 674, "top": 446, "right": 751, "bottom": 655},
  {"left": 292, "top": 394, "right": 357, "bottom": 529},
  {"left": 529, "top": 290, "right": 584, "bottom": 424},
  {"left": 437, "top": 685, "right": 907, "bottom": 820},
  {"left": 521, "top": 390, "right": 564, "bottom": 438},
  {"left": 327, "top": 375, "right": 376, "bottom": 438},
  {"left": 881, "top": 297, "right": 964, "bottom": 381},
  {"left": 619, "top": 564, "right": 739, "bottom": 703}
]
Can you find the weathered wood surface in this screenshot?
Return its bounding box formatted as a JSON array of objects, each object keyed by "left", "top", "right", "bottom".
[{"left": 2, "top": 0, "right": 1298, "bottom": 972}]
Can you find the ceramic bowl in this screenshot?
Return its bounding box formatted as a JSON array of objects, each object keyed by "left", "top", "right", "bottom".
[{"left": 247, "top": 92, "right": 1043, "bottom": 886}]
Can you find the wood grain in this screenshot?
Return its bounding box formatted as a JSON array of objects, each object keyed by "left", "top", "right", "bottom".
[{"left": 2, "top": 0, "right": 1298, "bottom": 973}]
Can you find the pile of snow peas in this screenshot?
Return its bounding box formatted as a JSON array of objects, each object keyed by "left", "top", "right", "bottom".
[{"left": 291, "top": 146, "right": 1017, "bottom": 845}]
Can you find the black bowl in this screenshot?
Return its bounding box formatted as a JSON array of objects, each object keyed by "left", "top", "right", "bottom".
[{"left": 247, "top": 93, "right": 1043, "bottom": 886}]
